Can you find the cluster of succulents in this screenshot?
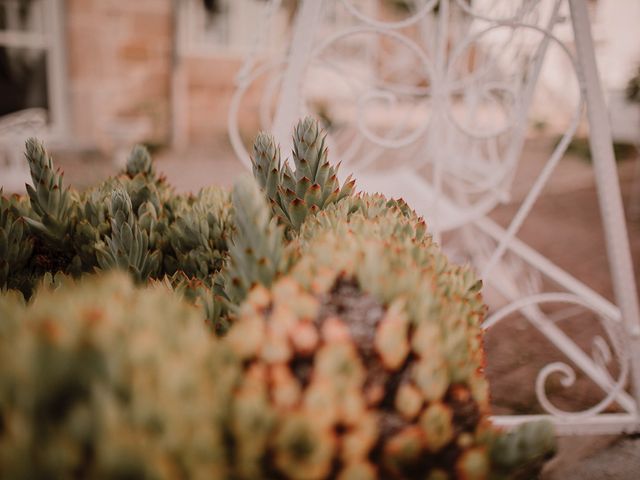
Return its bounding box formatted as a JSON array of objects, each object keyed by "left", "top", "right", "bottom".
[
  {"left": 0, "top": 137, "right": 236, "bottom": 328},
  {"left": 0, "top": 117, "right": 556, "bottom": 478},
  {"left": 220, "top": 195, "right": 554, "bottom": 479},
  {"left": 0, "top": 273, "right": 232, "bottom": 479}
]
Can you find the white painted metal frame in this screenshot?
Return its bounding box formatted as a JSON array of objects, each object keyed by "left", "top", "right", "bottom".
[{"left": 228, "top": 0, "right": 640, "bottom": 435}]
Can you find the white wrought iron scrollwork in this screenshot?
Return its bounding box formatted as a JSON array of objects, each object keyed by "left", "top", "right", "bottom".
[
  {"left": 486, "top": 293, "right": 633, "bottom": 420},
  {"left": 227, "top": 0, "right": 640, "bottom": 435}
]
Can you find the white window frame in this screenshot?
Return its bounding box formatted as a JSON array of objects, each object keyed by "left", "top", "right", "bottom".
[
  {"left": 177, "top": 0, "right": 289, "bottom": 58},
  {"left": 0, "top": 0, "right": 68, "bottom": 138}
]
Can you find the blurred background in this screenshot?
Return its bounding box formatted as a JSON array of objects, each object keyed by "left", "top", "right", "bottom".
[{"left": 0, "top": 0, "right": 638, "bottom": 186}]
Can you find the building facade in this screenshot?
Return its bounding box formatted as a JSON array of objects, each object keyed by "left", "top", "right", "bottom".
[{"left": 0, "top": 0, "right": 292, "bottom": 154}]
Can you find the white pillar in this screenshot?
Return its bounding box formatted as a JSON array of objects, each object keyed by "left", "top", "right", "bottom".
[
  {"left": 569, "top": 0, "right": 640, "bottom": 412},
  {"left": 271, "top": 0, "right": 325, "bottom": 152}
]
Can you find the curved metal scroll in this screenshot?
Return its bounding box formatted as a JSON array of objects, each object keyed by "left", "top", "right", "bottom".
[{"left": 228, "top": 0, "right": 640, "bottom": 435}]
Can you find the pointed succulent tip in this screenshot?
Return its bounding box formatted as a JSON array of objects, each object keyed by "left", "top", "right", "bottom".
[
  {"left": 295, "top": 116, "right": 320, "bottom": 143},
  {"left": 24, "top": 137, "right": 47, "bottom": 165},
  {"left": 126, "top": 144, "right": 153, "bottom": 177},
  {"left": 298, "top": 116, "right": 318, "bottom": 131},
  {"left": 255, "top": 131, "right": 275, "bottom": 145},
  {"left": 110, "top": 186, "right": 133, "bottom": 215},
  {"left": 253, "top": 132, "right": 277, "bottom": 155},
  {"left": 25, "top": 137, "right": 42, "bottom": 151}
]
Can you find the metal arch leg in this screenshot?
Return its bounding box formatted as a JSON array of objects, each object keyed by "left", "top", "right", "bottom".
[
  {"left": 271, "top": 0, "right": 326, "bottom": 151},
  {"left": 569, "top": 0, "right": 640, "bottom": 411}
]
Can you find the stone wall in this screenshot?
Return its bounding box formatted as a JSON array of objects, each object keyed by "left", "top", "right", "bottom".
[
  {"left": 65, "top": 0, "right": 173, "bottom": 151},
  {"left": 64, "top": 0, "right": 269, "bottom": 153},
  {"left": 179, "top": 55, "right": 266, "bottom": 148}
]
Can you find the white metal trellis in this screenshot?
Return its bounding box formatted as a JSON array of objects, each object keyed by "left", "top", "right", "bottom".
[{"left": 228, "top": 0, "right": 640, "bottom": 435}]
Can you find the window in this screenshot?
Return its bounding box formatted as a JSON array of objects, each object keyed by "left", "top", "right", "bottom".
[
  {"left": 178, "top": 0, "right": 290, "bottom": 57},
  {"left": 0, "top": 0, "right": 67, "bottom": 136}
]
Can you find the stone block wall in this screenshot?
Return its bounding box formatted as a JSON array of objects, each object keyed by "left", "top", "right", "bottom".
[
  {"left": 65, "top": 0, "right": 173, "bottom": 151},
  {"left": 64, "top": 0, "right": 269, "bottom": 153}
]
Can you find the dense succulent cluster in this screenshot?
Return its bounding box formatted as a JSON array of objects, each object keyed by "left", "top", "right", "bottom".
[
  {"left": 0, "top": 117, "right": 556, "bottom": 478},
  {"left": 0, "top": 138, "right": 235, "bottom": 328},
  {"left": 0, "top": 191, "right": 33, "bottom": 289},
  {"left": 220, "top": 199, "right": 554, "bottom": 479},
  {"left": 0, "top": 258, "right": 553, "bottom": 479},
  {"left": 0, "top": 274, "right": 230, "bottom": 479}
]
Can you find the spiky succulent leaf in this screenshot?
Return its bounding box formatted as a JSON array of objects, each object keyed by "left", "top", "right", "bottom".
[
  {"left": 95, "top": 188, "right": 161, "bottom": 282},
  {"left": 23, "top": 138, "right": 73, "bottom": 245},
  {"left": 219, "top": 176, "right": 286, "bottom": 310},
  {"left": 125, "top": 144, "right": 154, "bottom": 178},
  {"left": 250, "top": 117, "right": 356, "bottom": 232}
]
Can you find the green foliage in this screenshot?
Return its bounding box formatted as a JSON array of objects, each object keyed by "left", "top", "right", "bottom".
[
  {"left": 23, "top": 138, "right": 74, "bottom": 247},
  {"left": 219, "top": 207, "right": 555, "bottom": 479},
  {"left": 0, "top": 141, "right": 234, "bottom": 328},
  {"left": 252, "top": 116, "right": 355, "bottom": 231},
  {"left": 0, "top": 273, "right": 233, "bottom": 479},
  {"left": 0, "top": 118, "right": 555, "bottom": 479},
  {"left": 0, "top": 191, "right": 33, "bottom": 290},
  {"left": 218, "top": 176, "right": 286, "bottom": 310},
  {"left": 95, "top": 188, "right": 162, "bottom": 282}
]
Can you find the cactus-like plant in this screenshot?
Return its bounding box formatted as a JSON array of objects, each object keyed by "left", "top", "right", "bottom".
[
  {"left": 23, "top": 138, "right": 75, "bottom": 247},
  {"left": 95, "top": 187, "right": 162, "bottom": 282},
  {"left": 0, "top": 141, "right": 234, "bottom": 320},
  {"left": 0, "top": 118, "right": 556, "bottom": 478},
  {"left": 219, "top": 176, "right": 287, "bottom": 307},
  {"left": 0, "top": 190, "right": 33, "bottom": 290},
  {"left": 252, "top": 117, "right": 356, "bottom": 231},
  {"left": 0, "top": 273, "right": 234, "bottom": 479},
  {"left": 218, "top": 208, "right": 554, "bottom": 478}
]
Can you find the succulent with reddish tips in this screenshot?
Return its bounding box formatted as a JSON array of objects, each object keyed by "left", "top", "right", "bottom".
[
  {"left": 0, "top": 190, "right": 33, "bottom": 290},
  {"left": 0, "top": 139, "right": 234, "bottom": 325},
  {"left": 252, "top": 116, "right": 356, "bottom": 231},
  {"left": 217, "top": 207, "right": 555, "bottom": 478},
  {"left": 0, "top": 273, "right": 233, "bottom": 479},
  {"left": 23, "top": 138, "right": 74, "bottom": 247},
  {"left": 1, "top": 118, "right": 556, "bottom": 478},
  {"left": 95, "top": 187, "right": 162, "bottom": 282}
]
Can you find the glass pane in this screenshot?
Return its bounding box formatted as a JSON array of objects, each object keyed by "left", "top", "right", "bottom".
[
  {"left": 0, "top": 46, "right": 48, "bottom": 116},
  {"left": 201, "top": 0, "right": 230, "bottom": 46},
  {"left": 0, "top": 0, "right": 45, "bottom": 35}
]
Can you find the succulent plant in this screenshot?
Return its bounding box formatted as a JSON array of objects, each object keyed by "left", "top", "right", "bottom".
[
  {"left": 252, "top": 116, "right": 356, "bottom": 231},
  {"left": 23, "top": 138, "right": 75, "bottom": 248},
  {"left": 165, "top": 186, "right": 231, "bottom": 281},
  {"left": 0, "top": 140, "right": 234, "bottom": 318},
  {"left": 218, "top": 176, "right": 287, "bottom": 309},
  {"left": 0, "top": 191, "right": 33, "bottom": 291},
  {"left": 219, "top": 209, "right": 554, "bottom": 479},
  {"left": 126, "top": 144, "right": 155, "bottom": 178},
  {"left": 95, "top": 188, "right": 162, "bottom": 282},
  {"left": 0, "top": 273, "right": 236, "bottom": 479},
  {"left": 0, "top": 117, "right": 556, "bottom": 478}
]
